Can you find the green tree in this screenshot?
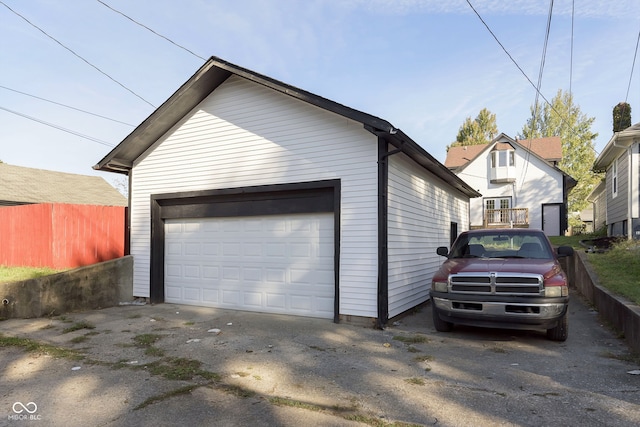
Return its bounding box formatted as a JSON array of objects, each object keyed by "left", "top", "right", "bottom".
[
  {"left": 613, "top": 102, "right": 631, "bottom": 132},
  {"left": 450, "top": 108, "right": 498, "bottom": 149},
  {"left": 520, "top": 89, "right": 600, "bottom": 226}
]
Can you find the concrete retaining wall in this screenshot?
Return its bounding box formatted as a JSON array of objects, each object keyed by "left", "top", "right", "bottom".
[
  {"left": 562, "top": 251, "right": 640, "bottom": 353},
  {"left": 0, "top": 256, "right": 133, "bottom": 319}
]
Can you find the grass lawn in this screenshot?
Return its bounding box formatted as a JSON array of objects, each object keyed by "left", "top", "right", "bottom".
[
  {"left": 549, "top": 235, "right": 640, "bottom": 306},
  {"left": 0, "top": 266, "right": 65, "bottom": 284}
]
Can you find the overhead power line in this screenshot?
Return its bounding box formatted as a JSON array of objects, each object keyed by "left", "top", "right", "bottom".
[
  {"left": 520, "top": 0, "right": 555, "bottom": 186},
  {"left": 0, "top": 85, "right": 135, "bottom": 127},
  {"left": 0, "top": 0, "right": 155, "bottom": 108},
  {"left": 465, "top": 0, "right": 555, "bottom": 110},
  {"left": 465, "top": 0, "right": 597, "bottom": 156},
  {"left": 97, "top": 0, "right": 206, "bottom": 61},
  {"left": 0, "top": 105, "right": 115, "bottom": 147},
  {"left": 624, "top": 29, "right": 640, "bottom": 103}
]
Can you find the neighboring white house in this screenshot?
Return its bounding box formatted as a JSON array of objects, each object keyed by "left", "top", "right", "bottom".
[
  {"left": 94, "top": 57, "right": 479, "bottom": 326},
  {"left": 593, "top": 123, "right": 640, "bottom": 240},
  {"left": 445, "top": 133, "right": 575, "bottom": 236}
]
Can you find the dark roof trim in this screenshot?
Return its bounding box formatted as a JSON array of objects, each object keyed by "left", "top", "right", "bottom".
[
  {"left": 367, "top": 126, "right": 480, "bottom": 198},
  {"left": 93, "top": 56, "right": 478, "bottom": 197}
]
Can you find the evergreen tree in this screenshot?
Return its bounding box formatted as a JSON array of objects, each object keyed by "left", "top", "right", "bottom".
[{"left": 612, "top": 102, "right": 632, "bottom": 132}]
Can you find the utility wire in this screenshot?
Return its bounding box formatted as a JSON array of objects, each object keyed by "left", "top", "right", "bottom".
[
  {"left": 465, "top": 0, "right": 555, "bottom": 110},
  {"left": 0, "top": 85, "right": 135, "bottom": 127},
  {"left": 97, "top": 0, "right": 206, "bottom": 61},
  {"left": 0, "top": 105, "right": 115, "bottom": 147},
  {"left": 0, "top": 0, "right": 155, "bottom": 108},
  {"left": 520, "top": 0, "right": 554, "bottom": 188},
  {"left": 569, "top": 0, "right": 574, "bottom": 97},
  {"left": 624, "top": 29, "right": 640, "bottom": 103},
  {"left": 466, "top": 0, "right": 598, "bottom": 158}
]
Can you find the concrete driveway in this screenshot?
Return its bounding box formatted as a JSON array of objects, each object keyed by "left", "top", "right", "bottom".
[{"left": 1, "top": 293, "right": 640, "bottom": 426}]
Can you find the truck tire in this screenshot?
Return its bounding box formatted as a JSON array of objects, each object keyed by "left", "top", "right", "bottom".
[
  {"left": 546, "top": 313, "right": 568, "bottom": 341},
  {"left": 432, "top": 305, "right": 453, "bottom": 332}
]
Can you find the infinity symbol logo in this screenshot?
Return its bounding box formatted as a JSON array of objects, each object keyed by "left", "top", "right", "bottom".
[{"left": 12, "top": 402, "right": 38, "bottom": 414}]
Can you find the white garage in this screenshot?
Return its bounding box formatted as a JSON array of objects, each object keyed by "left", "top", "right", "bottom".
[
  {"left": 95, "top": 56, "right": 478, "bottom": 326},
  {"left": 164, "top": 213, "right": 335, "bottom": 318}
]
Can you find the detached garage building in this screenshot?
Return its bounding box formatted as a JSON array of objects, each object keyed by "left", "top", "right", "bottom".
[{"left": 95, "top": 57, "right": 479, "bottom": 327}]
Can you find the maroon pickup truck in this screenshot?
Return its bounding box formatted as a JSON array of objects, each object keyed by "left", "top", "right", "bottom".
[{"left": 430, "top": 228, "right": 574, "bottom": 341}]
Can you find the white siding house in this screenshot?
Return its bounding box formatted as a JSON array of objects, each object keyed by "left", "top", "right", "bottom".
[
  {"left": 445, "top": 134, "right": 575, "bottom": 236},
  {"left": 593, "top": 123, "right": 640, "bottom": 239},
  {"left": 95, "top": 57, "right": 479, "bottom": 326}
]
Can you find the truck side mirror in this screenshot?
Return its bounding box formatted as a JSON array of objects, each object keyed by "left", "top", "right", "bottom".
[
  {"left": 556, "top": 246, "right": 574, "bottom": 257},
  {"left": 436, "top": 247, "right": 449, "bottom": 257}
]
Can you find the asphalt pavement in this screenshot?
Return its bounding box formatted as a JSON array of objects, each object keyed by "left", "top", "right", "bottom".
[{"left": 1, "top": 293, "right": 640, "bottom": 426}]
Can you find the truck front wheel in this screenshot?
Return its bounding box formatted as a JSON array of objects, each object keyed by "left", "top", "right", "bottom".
[
  {"left": 431, "top": 304, "right": 453, "bottom": 332},
  {"left": 546, "top": 312, "right": 568, "bottom": 341}
]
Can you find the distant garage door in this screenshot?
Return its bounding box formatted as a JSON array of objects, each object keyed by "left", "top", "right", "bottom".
[{"left": 164, "top": 213, "right": 335, "bottom": 318}]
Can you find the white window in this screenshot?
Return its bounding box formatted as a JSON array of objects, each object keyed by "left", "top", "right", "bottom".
[{"left": 485, "top": 198, "right": 511, "bottom": 223}]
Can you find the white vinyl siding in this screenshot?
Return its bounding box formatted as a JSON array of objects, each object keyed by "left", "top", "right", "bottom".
[
  {"left": 387, "top": 154, "right": 469, "bottom": 317},
  {"left": 130, "top": 75, "right": 378, "bottom": 317}
]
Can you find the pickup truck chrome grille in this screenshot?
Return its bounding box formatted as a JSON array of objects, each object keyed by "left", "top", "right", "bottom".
[{"left": 449, "top": 272, "right": 543, "bottom": 296}]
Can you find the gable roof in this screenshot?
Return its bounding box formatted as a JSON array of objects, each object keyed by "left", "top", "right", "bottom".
[
  {"left": 445, "top": 135, "right": 562, "bottom": 170},
  {"left": 0, "top": 163, "right": 126, "bottom": 206},
  {"left": 94, "top": 56, "right": 479, "bottom": 198},
  {"left": 593, "top": 122, "right": 640, "bottom": 172}
]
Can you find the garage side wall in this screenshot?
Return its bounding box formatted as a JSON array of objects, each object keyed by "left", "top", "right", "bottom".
[
  {"left": 387, "top": 154, "right": 470, "bottom": 317},
  {"left": 130, "top": 75, "right": 379, "bottom": 317}
]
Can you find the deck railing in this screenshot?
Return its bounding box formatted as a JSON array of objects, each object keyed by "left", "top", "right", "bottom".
[{"left": 484, "top": 208, "right": 529, "bottom": 228}]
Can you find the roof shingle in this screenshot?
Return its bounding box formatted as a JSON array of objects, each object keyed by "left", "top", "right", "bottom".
[
  {"left": 0, "top": 163, "right": 126, "bottom": 206},
  {"left": 445, "top": 136, "right": 562, "bottom": 170}
]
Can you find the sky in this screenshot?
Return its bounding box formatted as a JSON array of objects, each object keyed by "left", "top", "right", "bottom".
[{"left": 1, "top": 0, "right": 639, "bottom": 190}]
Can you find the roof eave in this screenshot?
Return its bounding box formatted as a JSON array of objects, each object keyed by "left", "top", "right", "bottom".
[
  {"left": 377, "top": 129, "right": 480, "bottom": 198},
  {"left": 593, "top": 124, "right": 640, "bottom": 171},
  {"left": 94, "top": 56, "right": 397, "bottom": 174},
  {"left": 94, "top": 59, "right": 232, "bottom": 173}
]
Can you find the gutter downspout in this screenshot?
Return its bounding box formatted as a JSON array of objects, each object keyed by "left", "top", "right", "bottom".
[
  {"left": 628, "top": 145, "right": 633, "bottom": 240},
  {"left": 376, "top": 135, "right": 404, "bottom": 329}
]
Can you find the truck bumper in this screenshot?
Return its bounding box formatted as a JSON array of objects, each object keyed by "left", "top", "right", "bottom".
[{"left": 430, "top": 293, "right": 568, "bottom": 330}]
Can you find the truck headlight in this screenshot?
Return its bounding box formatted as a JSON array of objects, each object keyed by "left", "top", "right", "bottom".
[
  {"left": 433, "top": 281, "right": 448, "bottom": 292},
  {"left": 545, "top": 286, "right": 568, "bottom": 297}
]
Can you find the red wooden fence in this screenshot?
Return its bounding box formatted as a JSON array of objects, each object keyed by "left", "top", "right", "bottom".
[{"left": 0, "top": 203, "right": 125, "bottom": 269}]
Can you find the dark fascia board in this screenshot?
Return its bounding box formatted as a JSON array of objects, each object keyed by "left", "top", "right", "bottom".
[
  {"left": 371, "top": 127, "right": 480, "bottom": 198},
  {"left": 92, "top": 56, "right": 479, "bottom": 198},
  {"left": 94, "top": 56, "right": 395, "bottom": 173},
  {"left": 94, "top": 59, "right": 231, "bottom": 174}
]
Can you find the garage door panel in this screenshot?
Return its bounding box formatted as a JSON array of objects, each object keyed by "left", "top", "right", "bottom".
[
  {"left": 243, "top": 292, "right": 263, "bottom": 307},
  {"left": 165, "top": 213, "right": 334, "bottom": 318},
  {"left": 202, "top": 289, "right": 218, "bottom": 303},
  {"left": 202, "top": 266, "right": 219, "bottom": 279}
]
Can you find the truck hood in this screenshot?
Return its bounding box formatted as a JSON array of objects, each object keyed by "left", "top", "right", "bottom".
[{"left": 435, "top": 258, "right": 563, "bottom": 280}]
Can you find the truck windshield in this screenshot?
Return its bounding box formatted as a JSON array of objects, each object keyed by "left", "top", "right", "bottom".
[{"left": 449, "top": 232, "right": 553, "bottom": 259}]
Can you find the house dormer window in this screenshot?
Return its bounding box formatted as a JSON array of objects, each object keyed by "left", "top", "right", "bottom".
[{"left": 490, "top": 144, "right": 516, "bottom": 183}]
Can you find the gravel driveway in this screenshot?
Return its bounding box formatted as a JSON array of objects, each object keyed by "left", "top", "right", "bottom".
[{"left": 1, "top": 292, "right": 639, "bottom": 426}]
